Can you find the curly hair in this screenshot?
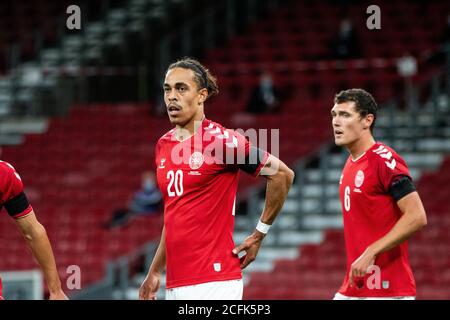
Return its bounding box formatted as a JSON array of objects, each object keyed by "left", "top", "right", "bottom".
[
  {"left": 334, "top": 88, "right": 378, "bottom": 131},
  {"left": 167, "top": 58, "right": 219, "bottom": 99}
]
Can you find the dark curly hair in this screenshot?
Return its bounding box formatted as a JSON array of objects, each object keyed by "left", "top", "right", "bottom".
[
  {"left": 167, "top": 58, "right": 219, "bottom": 99},
  {"left": 334, "top": 88, "right": 378, "bottom": 131}
]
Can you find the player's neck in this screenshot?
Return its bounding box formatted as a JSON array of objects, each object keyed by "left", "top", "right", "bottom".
[
  {"left": 175, "top": 114, "right": 205, "bottom": 141},
  {"left": 347, "top": 135, "right": 376, "bottom": 161}
]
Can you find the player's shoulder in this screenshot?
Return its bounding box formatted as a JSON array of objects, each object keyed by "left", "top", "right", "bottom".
[
  {"left": 368, "top": 142, "right": 406, "bottom": 168},
  {"left": 369, "top": 142, "right": 404, "bottom": 160},
  {"left": 205, "top": 118, "right": 244, "bottom": 138},
  {"left": 0, "top": 160, "right": 16, "bottom": 175},
  {"left": 204, "top": 118, "right": 243, "bottom": 149},
  {"left": 157, "top": 128, "right": 176, "bottom": 145},
  {"left": 204, "top": 118, "right": 229, "bottom": 133},
  {"left": 0, "top": 161, "right": 21, "bottom": 189}
]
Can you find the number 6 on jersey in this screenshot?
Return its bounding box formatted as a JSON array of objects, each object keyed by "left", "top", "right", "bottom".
[{"left": 344, "top": 186, "right": 351, "bottom": 212}]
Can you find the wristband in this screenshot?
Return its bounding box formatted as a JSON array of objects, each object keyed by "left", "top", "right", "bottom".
[{"left": 256, "top": 220, "right": 271, "bottom": 234}]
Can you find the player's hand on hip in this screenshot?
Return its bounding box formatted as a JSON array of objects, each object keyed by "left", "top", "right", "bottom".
[
  {"left": 232, "top": 231, "right": 264, "bottom": 270},
  {"left": 49, "top": 289, "right": 69, "bottom": 300},
  {"left": 349, "top": 248, "right": 376, "bottom": 288},
  {"left": 139, "top": 272, "right": 161, "bottom": 300}
]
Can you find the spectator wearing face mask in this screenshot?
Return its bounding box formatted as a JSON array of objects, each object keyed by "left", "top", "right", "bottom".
[
  {"left": 105, "top": 171, "right": 162, "bottom": 229},
  {"left": 246, "top": 70, "right": 281, "bottom": 114},
  {"left": 329, "top": 18, "right": 362, "bottom": 60}
]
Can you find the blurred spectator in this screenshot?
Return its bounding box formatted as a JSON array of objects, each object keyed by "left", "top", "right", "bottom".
[
  {"left": 329, "top": 18, "right": 362, "bottom": 60},
  {"left": 106, "top": 171, "right": 162, "bottom": 229},
  {"left": 396, "top": 53, "right": 418, "bottom": 78},
  {"left": 246, "top": 70, "right": 280, "bottom": 114},
  {"left": 396, "top": 52, "right": 418, "bottom": 110}
]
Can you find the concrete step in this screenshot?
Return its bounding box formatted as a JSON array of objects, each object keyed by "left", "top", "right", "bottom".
[
  {"left": 377, "top": 112, "right": 444, "bottom": 127},
  {"left": 304, "top": 169, "right": 341, "bottom": 183},
  {"left": 402, "top": 153, "right": 443, "bottom": 169},
  {"left": 301, "top": 184, "right": 339, "bottom": 198},
  {"left": 302, "top": 214, "right": 343, "bottom": 230},
  {"left": 0, "top": 134, "right": 24, "bottom": 145},
  {"left": 416, "top": 139, "right": 450, "bottom": 152},
  {"left": 298, "top": 198, "right": 341, "bottom": 214},
  {"left": 234, "top": 229, "right": 323, "bottom": 247},
  {"left": 0, "top": 118, "right": 48, "bottom": 134},
  {"left": 277, "top": 230, "right": 324, "bottom": 246}
]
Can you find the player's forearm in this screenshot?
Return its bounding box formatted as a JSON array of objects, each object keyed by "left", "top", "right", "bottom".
[
  {"left": 368, "top": 208, "right": 427, "bottom": 256},
  {"left": 260, "top": 167, "right": 294, "bottom": 225},
  {"left": 23, "top": 223, "right": 62, "bottom": 293},
  {"left": 148, "top": 227, "right": 166, "bottom": 275}
]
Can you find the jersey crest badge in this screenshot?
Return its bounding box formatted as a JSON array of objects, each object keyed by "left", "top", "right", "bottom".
[
  {"left": 189, "top": 152, "right": 204, "bottom": 170},
  {"left": 355, "top": 170, "right": 365, "bottom": 188}
]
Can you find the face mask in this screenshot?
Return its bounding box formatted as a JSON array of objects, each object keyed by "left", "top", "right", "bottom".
[
  {"left": 143, "top": 179, "right": 155, "bottom": 191},
  {"left": 340, "top": 22, "right": 351, "bottom": 35},
  {"left": 261, "top": 77, "right": 272, "bottom": 89}
]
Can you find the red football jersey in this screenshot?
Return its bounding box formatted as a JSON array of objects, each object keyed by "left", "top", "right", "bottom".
[
  {"left": 338, "top": 142, "right": 416, "bottom": 297},
  {"left": 155, "top": 118, "right": 268, "bottom": 289},
  {"left": 0, "top": 160, "right": 34, "bottom": 298}
]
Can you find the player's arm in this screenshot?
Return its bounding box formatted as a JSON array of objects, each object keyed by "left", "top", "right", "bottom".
[
  {"left": 369, "top": 191, "right": 427, "bottom": 254},
  {"left": 14, "top": 211, "right": 67, "bottom": 299},
  {"left": 349, "top": 177, "right": 427, "bottom": 286},
  {"left": 233, "top": 154, "right": 295, "bottom": 269},
  {"left": 139, "top": 226, "right": 166, "bottom": 300}
]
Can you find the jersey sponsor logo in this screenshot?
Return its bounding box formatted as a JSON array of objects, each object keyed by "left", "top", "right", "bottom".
[
  {"left": 354, "top": 170, "right": 364, "bottom": 188},
  {"left": 189, "top": 152, "right": 204, "bottom": 170},
  {"left": 372, "top": 145, "right": 397, "bottom": 170}
]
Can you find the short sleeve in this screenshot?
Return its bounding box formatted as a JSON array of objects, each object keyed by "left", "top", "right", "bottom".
[
  {"left": 0, "top": 162, "right": 33, "bottom": 219},
  {"left": 224, "top": 129, "right": 270, "bottom": 177},
  {"left": 377, "top": 151, "right": 412, "bottom": 193}
]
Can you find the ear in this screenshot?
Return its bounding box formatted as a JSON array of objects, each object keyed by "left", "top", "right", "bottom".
[
  {"left": 365, "top": 114, "right": 374, "bottom": 129},
  {"left": 198, "top": 88, "right": 208, "bottom": 104}
]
